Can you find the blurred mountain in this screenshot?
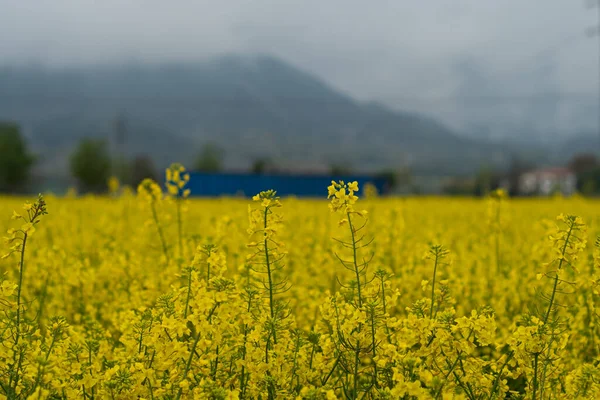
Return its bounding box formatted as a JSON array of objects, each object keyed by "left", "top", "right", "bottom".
[
  {"left": 445, "top": 57, "right": 598, "bottom": 145},
  {"left": 0, "top": 54, "right": 511, "bottom": 177}
]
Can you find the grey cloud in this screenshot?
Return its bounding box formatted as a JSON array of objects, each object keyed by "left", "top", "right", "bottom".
[{"left": 0, "top": 0, "right": 597, "bottom": 134}]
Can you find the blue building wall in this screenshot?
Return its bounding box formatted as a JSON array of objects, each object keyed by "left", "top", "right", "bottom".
[{"left": 186, "top": 172, "right": 389, "bottom": 197}]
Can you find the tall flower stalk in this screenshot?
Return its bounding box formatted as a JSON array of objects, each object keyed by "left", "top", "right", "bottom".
[
  {"left": 138, "top": 178, "right": 170, "bottom": 263},
  {"left": 246, "top": 190, "right": 289, "bottom": 398},
  {"left": 327, "top": 181, "right": 377, "bottom": 398},
  {"left": 425, "top": 244, "right": 450, "bottom": 319},
  {"left": 3, "top": 195, "right": 47, "bottom": 345},
  {"left": 165, "top": 163, "right": 190, "bottom": 261},
  {"left": 328, "top": 180, "right": 371, "bottom": 307},
  {"left": 531, "top": 214, "right": 587, "bottom": 400},
  {"left": 2, "top": 195, "right": 48, "bottom": 398}
]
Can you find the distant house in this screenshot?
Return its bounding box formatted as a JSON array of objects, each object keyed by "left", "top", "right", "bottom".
[
  {"left": 186, "top": 171, "right": 391, "bottom": 197},
  {"left": 518, "top": 167, "right": 576, "bottom": 196}
]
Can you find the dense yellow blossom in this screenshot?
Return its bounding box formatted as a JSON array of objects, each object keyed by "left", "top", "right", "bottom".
[{"left": 1, "top": 183, "right": 600, "bottom": 399}]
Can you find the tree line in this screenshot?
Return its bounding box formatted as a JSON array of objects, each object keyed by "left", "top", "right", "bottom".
[
  {"left": 0, "top": 121, "right": 232, "bottom": 194},
  {"left": 4, "top": 120, "right": 599, "bottom": 196},
  {"left": 1, "top": 121, "right": 404, "bottom": 195}
]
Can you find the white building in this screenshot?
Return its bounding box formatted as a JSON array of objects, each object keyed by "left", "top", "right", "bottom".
[{"left": 518, "top": 167, "right": 576, "bottom": 196}]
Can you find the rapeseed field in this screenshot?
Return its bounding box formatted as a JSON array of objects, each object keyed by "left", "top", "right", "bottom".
[{"left": 1, "top": 165, "right": 600, "bottom": 399}]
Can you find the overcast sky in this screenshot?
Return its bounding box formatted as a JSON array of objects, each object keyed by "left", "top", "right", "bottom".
[{"left": 1, "top": 0, "right": 598, "bottom": 134}]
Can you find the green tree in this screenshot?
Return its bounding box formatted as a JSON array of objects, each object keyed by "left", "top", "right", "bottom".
[
  {"left": 568, "top": 153, "right": 599, "bottom": 195},
  {"left": 568, "top": 153, "right": 597, "bottom": 176},
  {"left": 70, "top": 138, "right": 111, "bottom": 193},
  {"left": 130, "top": 154, "right": 159, "bottom": 187},
  {"left": 0, "top": 122, "right": 35, "bottom": 193},
  {"left": 506, "top": 155, "right": 534, "bottom": 196},
  {"left": 473, "top": 165, "right": 501, "bottom": 197},
  {"left": 329, "top": 163, "right": 352, "bottom": 176},
  {"left": 195, "top": 142, "right": 224, "bottom": 172},
  {"left": 251, "top": 157, "right": 274, "bottom": 174},
  {"left": 375, "top": 169, "right": 399, "bottom": 191},
  {"left": 441, "top": 178, "right": 475, "bottom": 195},
  {"left": 578, "top": 167, "right": 600, "bottom": 196},
  {"left": 376, "top": 167, "right": 413, "bottom": 194},
  {"left": 111, "top": 158, "right": 132, "bottom": 186}
]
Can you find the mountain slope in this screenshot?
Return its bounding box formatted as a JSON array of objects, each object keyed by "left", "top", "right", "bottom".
[{"left": 0, "top": 54, "right": 508, "bottom": 176}]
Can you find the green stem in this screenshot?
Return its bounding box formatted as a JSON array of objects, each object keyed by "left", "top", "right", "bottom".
[
  {"left": 532, "top": 353, "right": 540, "bottom": 400},
  {"left": 184, "top": 267, "right": 192, "bottom": 318},
  {"left": 32, "top": 335, "right": 57, "bottom": 392},
  {"left": 489, "top": 352, "right": 513, "bottom": 400},
  {"left": 495, "top": 203, "right": 501, "bottom": 275},
  {"left": 175, "top": 303, "right": 219, "bottom": 400},
  {"left": 264, "top": 206, "right": 275, "bottom": 321},
  {"left": 176, "top": 330, "right": 203, "bottom": 398},
  {"left": 262, "top": 205, "right": 277, "bottom": 358},
  {"left": 211, "top": 345, "right": 219, "bottom": 382},
  {"left": 380, "top": 276, "right": 387, "bottom": 315},
  {"left": 177, "top": 199, "right": 183, "bottom": 260},
  {"left": 532, "top": 221, "right": 575, "bottom": 400},
  {"left": 308, "top": 342, "right": 316, "bottom": 370},
  {"left": 288, "top": 334, "right": 301, "bottom": 392},
  {"left": 543, "top": 222, "right": 573, "bottom": 325},
  {"left": 370, "top": 309, "right": 378, "bottom": 387},
  {"left": 10, "top": 232, "right": 28, "bottom": 396},
  {"left": 434, "top": 353, "right": 462, "bottom": 399},
  {"left": 239, "top": 295, "right": 253, "bottom": 397},
  {"left": 15, "top": 233, "right": 28, "bottom": 347},
  {"left": 321, "top": 356, "right": 340, "bottom": 386},
  {"left": 353, "top": 340, "right": 361, "bottom": 398},
  {"left": 346, "top": 211, "right": 362, "bottom": 308},
  {"left": 150, "top": 202, "right": 169, "bottom": 263},
  {"left": 430, "top": 254, "right": 438, "bottom": 319}
]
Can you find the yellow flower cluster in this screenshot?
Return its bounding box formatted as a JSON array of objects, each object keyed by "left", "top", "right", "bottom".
[
  {"left": 137, "top": 178, "right": 164, "bottom": 203},
  {"left": 1, "top": 179, "right": 600, "bottom": 399},
  {"left": 327, "top": 180, "right": 359, "bottom": 212},
  {"left": 166, "top": 163, "right": 191, "bottom": 198}
]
